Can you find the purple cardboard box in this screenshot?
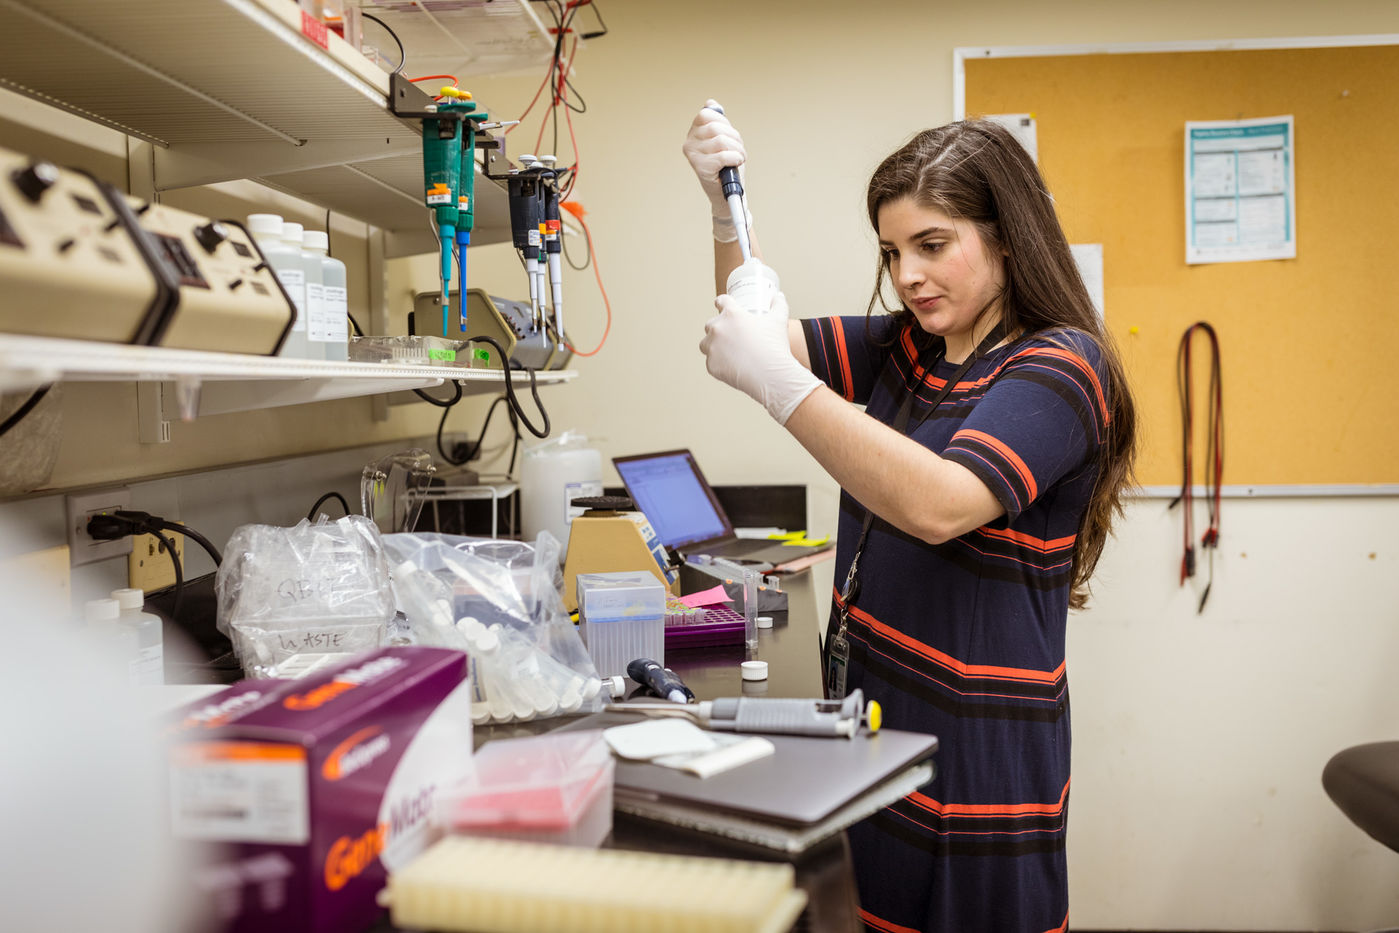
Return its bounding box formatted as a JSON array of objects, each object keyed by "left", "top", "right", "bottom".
[{"left": 168, "top": 647, "right": 473, "bottom": 933}]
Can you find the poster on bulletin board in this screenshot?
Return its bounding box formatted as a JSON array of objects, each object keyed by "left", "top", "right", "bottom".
[{"left": 1184, "top": 115, "right": 1296, "bottom": 265}]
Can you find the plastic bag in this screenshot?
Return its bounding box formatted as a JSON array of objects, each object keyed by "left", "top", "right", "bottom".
[
  {"left": 216, "top": 515, "right": 395, "bottom": 678},
  {"left": 383, "top": 531, "right": 605, "bottom": 724}
]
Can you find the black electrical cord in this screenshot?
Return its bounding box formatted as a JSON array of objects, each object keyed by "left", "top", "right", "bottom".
[
  {"left": 92, "top": 510, "right": 223, "bottom": 569},
  {"left": 307, "top": 491, "right": 351, "bottom": 522},
  {"left": 0, "top": 385, "right": 52, "bottom": 438},
  {"left": 579, "top": 0, "right": 608, "bottom": 40},
  {"left": 413, "top": 380, "right": 463, "bottom": 408},
  {"left": 150, "top": 527, "right": 185, "bottom": 623},
  {"left": 348, "top": 312, "right": 364, "bottom": 337},
  {"left": 468, "top": 336, "right": 550, "bottom": 438},
  {"left": 562, "top": 216, "right": 591, "bottom": 271},
  {"left": 165, "top": 519, "right": 224, "bottom": 569},
  {"left": 505, "top": 403, "right": 522, "bottom": 476},
  {"left": 437, "top": 393, "right": 508, "bottom": 467},
  {"left": 359, "top": 12, "right": 405, "bottom": 73}
]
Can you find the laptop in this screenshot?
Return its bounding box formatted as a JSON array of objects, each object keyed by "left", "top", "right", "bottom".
[
  {"left": 563, "top": 710, "right": 938, "bottom": 854},
  {"left": 612, "top": 449, "right": 834, "bottom": 567}
]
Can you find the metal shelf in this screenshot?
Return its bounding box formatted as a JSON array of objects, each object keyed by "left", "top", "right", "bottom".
[
  {"left": 0, "top": 0, "right": 517, "bottom": 256},
  {"left": 0, "top": 334, "right": 576, "bottom": 441}
]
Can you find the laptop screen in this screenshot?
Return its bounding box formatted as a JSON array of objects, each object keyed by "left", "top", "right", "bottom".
[{"left": 613, "top": 450, "right": 733, "bottom": 549}]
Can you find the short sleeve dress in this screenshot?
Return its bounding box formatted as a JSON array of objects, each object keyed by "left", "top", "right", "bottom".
[{"left": 801, "top": 314, "right": 1112, "bottom": 933}]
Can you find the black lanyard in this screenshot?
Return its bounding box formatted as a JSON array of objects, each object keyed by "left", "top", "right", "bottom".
[{"left": 825, "top": 321, "right": 1009, "bottom": 698}]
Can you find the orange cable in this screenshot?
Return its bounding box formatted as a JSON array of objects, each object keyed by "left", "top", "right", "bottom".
[{"left": 560, "top": 203, "right": 609, "bottom": 357}]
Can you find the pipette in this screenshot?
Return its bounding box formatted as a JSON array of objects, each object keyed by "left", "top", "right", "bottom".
[
  {"left": 706, "top": 103, "right": 752, "bottom": 262},
  {"left": 449, "top": 91, "right": 489, "bottom": 333},
  {"left": 508, "top": 157, "right": 545, "bottom": 332},
  {"left": 627, "top": 658, "right": 695, "bottom": 704},
  {"left": 422, "top": 96, "right": 465, "bottom": 336},
  {"left": 605, "top": 689, "right": 881, "bottom": 739},
  {"left": 540, "top": 154, "right": 565, "bottom": 351}
]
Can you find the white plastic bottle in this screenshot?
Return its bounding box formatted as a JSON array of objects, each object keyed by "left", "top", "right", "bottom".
[
  {"left": 303, "top": 230, "right": 348, "bottom": 361},
  {"left": 284, "top": 221, "right": 321, "bottom": 361},
  {"left": 725, "top": 256, "right": 782, "bottom": 316},
  {"left": 247, "top": 213, "right": 308, "bottom": 358},
  {"left": 111, "top": 588, "right": 164, "bottom": 686}
]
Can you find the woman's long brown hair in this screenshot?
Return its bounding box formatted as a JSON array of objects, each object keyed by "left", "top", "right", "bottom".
[{"left": 865, "top": 120, "right": 1137, "bottom": 610}]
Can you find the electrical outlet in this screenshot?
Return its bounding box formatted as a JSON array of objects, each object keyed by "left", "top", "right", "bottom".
[
  {"left": 65, "top": 488, "right": 133, "bottom": 566},
  {"left": 128, "top": 530, "right": 184, "bottom": 592}
]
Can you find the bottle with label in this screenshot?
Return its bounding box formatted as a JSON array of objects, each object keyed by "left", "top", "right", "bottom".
[
  {"left": 724, "top": 256, "right": 782, "bottom": 316},
  {"left": 111, "top": 588, "right": 164, "bottom": 686},
  {"left": 283, "top": 222, "right": 321, "bottom": 361},
  {"left": 302, "top": 230, "right": 348, "bottom": 361},
  {"left": 247, "top": 213, "right": 308, "bottom": 358}
]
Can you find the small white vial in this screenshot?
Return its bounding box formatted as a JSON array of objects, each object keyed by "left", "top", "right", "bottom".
[
  {"left": 284, "top": 221, "right": 322, "bottom": 361},
  {"left": 302, "top": 230, "right": 348, "bottom": 361},
  {"left": 112, "top": 588, "right": 164, "bottom": 686},
  {"left": 247, "top": 213, "right": 308, "bottom": 358}
]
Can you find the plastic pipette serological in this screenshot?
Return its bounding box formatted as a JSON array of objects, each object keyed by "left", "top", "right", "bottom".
[
  {"left": 706, "top": 103, "right": 752, "bottom": 262},
  {"left": 626, "top": 658, "right": 695, "bottom": 705}
]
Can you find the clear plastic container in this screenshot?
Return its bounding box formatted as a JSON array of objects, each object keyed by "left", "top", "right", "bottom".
[
  {"left": 111, "top": 587, "right": 163, "bottom": 685},
  {"left": 303, "top": 229, "right": 348, "bottom": 361},
  {"left": 576, "top": 571, "right": 665, "bottom": 679},
  {"left": 247, "top": 213, "right": 308, "bottom": 358},
  {"left": 283, "top": 221, "right": 321, "bottom": 361},
  {"left": 436, "top": 730, "right": 613, "bottom": 848}
]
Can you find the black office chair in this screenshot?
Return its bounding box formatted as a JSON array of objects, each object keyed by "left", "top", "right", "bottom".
[{"left": 1322, "top": 742, "right": 1399, "bottom": 931}]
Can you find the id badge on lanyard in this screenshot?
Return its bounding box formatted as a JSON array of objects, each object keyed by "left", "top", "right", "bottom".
[
  {"left": 826, "top": 553, "right": 860, "bottom": 699},
  {"left": 826, "top": 623, "right": 851, "bottom": 699}
]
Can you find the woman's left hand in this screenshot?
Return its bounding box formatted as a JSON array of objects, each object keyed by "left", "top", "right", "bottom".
[{"left": 699, "top": 293, "right": 821, "bottom": 425}]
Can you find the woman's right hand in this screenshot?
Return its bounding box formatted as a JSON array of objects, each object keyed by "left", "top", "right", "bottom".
[{"left": 682, "top": 99, "right": 747, "bottom": 216}]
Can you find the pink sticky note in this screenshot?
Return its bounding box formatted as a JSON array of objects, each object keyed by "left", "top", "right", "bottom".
[{"left": 678, "top": 585, "right": 731, "bottom": 609}]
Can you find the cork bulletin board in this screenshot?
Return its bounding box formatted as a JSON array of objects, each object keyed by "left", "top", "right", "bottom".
[{"left": 961, "top": 40, "right": 1399, "bottom": 487}]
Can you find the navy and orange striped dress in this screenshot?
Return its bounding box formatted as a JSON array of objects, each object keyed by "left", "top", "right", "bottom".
[{"left": 801, "top": 314, "right": 1111, "bottom": 933}]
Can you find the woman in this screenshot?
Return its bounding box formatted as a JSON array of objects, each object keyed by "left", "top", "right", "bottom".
[{"left": 684, "top": 104, "right": 1137, "bottom": 932}]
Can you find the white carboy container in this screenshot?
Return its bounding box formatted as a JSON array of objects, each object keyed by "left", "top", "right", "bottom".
[
  {"left": 247, "top": 213, "right": 308, "bottom": 358},
  {"left": 520, "top": 431, "right": 603, "bottom": 564}
]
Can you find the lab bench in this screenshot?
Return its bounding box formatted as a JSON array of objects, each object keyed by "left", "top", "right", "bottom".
[{"left": 425, "top": 593, "right": 861, "bottom": 933}]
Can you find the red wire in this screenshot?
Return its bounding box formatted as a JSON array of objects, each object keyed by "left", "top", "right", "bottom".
[
  {"left": 408, "top": 74, "right": 458, "bottom": 86},
  {"left": 510, "top": 59, "right": 554, "bottom": 135}
]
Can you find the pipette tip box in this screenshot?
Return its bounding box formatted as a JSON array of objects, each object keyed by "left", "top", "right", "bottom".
[
  {"left": 576, "top": 571, "right": 665, "bottom": 679},
  {"left": 436, "top": 730, "right": 614, "bottom": 848}
]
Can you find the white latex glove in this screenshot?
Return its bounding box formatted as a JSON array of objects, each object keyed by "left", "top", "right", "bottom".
[
  {"left": 699, "top": 292, "right": 821, "bottom": 425},
  {"left": 682, "top": 99, "right": 750, "bottom": 219}
]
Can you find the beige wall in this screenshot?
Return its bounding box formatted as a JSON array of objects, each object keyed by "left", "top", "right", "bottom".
[
  {"left": 3, "top": 0, "right": 1397, "bottom": 927},
  {"left": 425, "top": 2, "right": 1399, "bottom": 928}
]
